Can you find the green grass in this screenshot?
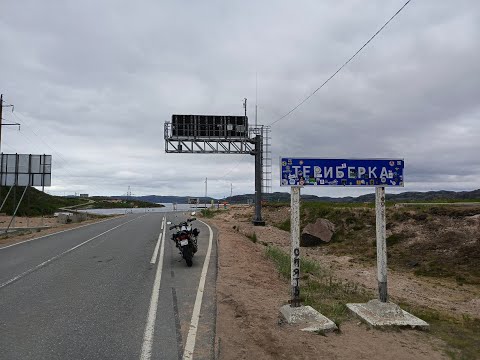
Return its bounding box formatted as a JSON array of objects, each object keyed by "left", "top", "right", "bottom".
[
  {"left": 264, "top": 202, "right": 290, "bottom": 208},
  {"left": 265, "top": 202, "right": 480, "bottom": 357},
  {"left": 265, "top": 246, "right": 291, "bottom": 277},
  {"left": 200, "top": 208, "right": 218, "bottom": 218},
  {"left": 273, "top": 202, "right": 480, "bottom": 284},
  {"left": 413, "top": 261, "right": 457, "bottom": 279},
  {"left": 300, "top": 202, "right": 375, "bottom": 231},
  {"left": 386, "top": 232, "right": 409, "bottom": 246},
  {"left": 275, "top": 218, "right": 291, "bottom": 232},
  {"left": 265, "top": 245, "right": 370, "bottom": 323},
  {"left": 395, "top": 199, "right": 480, "bottom": 204},
  {"left": 265, "top": 245, "right": 480, "bottom": 358},
  {"left": 246, "top": 232, "right": 258, "bottom": 243},
  {"left": 0, "top": 186, "right": 165, "bottom": 216},
  {"left": 399, "top": 304, "right": 480, "bottom": 359},
  {"left": 0, "top": 186, "right": 89, "bottom": 216}
]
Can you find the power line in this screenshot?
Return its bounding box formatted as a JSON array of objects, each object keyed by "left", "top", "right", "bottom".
[
  {"left": 168, "top": 1, "right": 415, "bottom": 197},
  {"left": 269, "top": 0, "right": 413, "bottom": 126},
  {"left": 216, "top": 154, "right": 249, "bottom": 181},
  {"left": 12, "top": 112, "right": 70, "bottom": 164},
  {"left": 1, "top": 142, "right": 18, "bottom": 153},
  {"left": 10, "top": 111, "right": 113, "bottom": 196},
  {"left": 217, "top": 1, "right": 413, "bottom": 182}
]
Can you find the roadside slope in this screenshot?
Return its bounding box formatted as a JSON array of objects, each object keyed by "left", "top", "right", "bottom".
[{"left": 208, "top": 212, "right": 447, "bottom": 360}]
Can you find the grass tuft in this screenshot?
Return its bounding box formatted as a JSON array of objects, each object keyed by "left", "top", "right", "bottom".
[
  {"left": 246, "top": 232, "right": 258, "bottom": 243},
  {"left": 275, "top": 218, "right": 291, "bottom": 232},
  {"left": 399, "top": 304, "right": 480, "bottom": 359},
  {"left": 265, "top": 245, "right": 370, "bottom": 324},
  {"left": 200, "top": 209, "right": 217, "bottom": 218}
]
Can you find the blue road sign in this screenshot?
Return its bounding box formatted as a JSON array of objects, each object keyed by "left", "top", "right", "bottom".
[{"left": 280, "top": 158, "right": 404, "bottom": 187}]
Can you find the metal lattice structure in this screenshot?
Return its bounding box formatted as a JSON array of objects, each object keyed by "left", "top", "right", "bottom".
[
  {"left": 164, "top": 114, "right": 268, "bottom": 226},
  {"left": 165, "top": 122, "right": 261, "bottom": 154},
  {"left": 262, "top": 126, "right": 272, "bottom": 194}
]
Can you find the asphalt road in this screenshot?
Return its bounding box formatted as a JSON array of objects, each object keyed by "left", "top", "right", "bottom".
[{"left": 0, "top": 212, "right": 217, "bottom": 360}]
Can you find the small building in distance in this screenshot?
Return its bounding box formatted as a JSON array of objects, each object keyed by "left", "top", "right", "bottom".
[{"left": 79, "top": 194, "right": 89, "bottom": 198}]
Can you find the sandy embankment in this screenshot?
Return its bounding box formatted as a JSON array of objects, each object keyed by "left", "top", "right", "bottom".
[{"left": 208, "top": 206, "right": 451, "bottom": 360}]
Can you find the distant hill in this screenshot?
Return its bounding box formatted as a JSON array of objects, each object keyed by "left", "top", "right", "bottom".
[
  {"left": 350, "top": 189, "right": 480, "bottom": 203},
  {"left": 113, "top": 195, "right": 216, "bottom": 204},
  {"left": 117, "top": 189, "right": 480, "bottom": 205},
  {"left": 81, "top": 197, "right": 164, "bottom": 209},
  {"left": 0, "top": 186, "right": 88, "bottom": 216},
  {"left": 224, "top": 189, "right": 480, "bottom": 204}
]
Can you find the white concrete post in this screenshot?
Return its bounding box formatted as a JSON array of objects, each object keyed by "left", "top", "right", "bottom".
[
  {"left": 375, "top": 186, "right": 388, "bottom": 302},
  {"left": 290, "top": 186, "right": 301, "bottom": 307}
]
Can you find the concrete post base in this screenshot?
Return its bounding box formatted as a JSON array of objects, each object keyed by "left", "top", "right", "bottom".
[
  {"left": 346, "top": 299, "right": 429, "bottom": 330},
  {"left": 252, "top": 220, "right": 266, "bottom": 226},
  {"left": 280, "top": 305, "right": 338, "bottom": 333}
]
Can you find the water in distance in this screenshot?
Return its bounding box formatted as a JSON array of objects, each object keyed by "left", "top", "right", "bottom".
[{"left": 78, "top": 203, "right": 205, "bottom": 215}]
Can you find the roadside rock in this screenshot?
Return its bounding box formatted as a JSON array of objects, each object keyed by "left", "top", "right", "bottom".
[{"left": 301, "top": 218, "right": 335, "bottom": 247}]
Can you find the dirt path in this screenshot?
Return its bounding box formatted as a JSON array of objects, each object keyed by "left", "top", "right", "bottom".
[{"left": 209, "top": 211, "right": 448, "bottom": 359}]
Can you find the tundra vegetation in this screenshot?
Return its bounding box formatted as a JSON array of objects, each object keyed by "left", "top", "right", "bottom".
[{"left": 263, "top": 201, "right": 480, "bottom": 359}]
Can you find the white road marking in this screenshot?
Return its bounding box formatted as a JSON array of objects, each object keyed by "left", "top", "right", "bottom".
[
  {"left": 140, "top": 215, "right": 168, "bottom": 360},
  {"left": 0, "top": 215, "right": 121, "bottom": 250},
  {"left": 150, "top": 217, "right": 165, "bottom": 264},
  {"left": 0, "top": 214, "right": 148, "bottom": 290},
  {"left": 183, "top": 219, "right": 213, "bottom": 360}
]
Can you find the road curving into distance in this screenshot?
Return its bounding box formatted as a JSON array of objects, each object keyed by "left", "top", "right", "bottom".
[{"left": 0, "top": 212, "right": 217, "bottom": 360}]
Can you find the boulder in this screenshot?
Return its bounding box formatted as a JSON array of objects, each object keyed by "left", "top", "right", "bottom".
[{"left": 301, "top": 218, "right": 335, "bottom": 247}]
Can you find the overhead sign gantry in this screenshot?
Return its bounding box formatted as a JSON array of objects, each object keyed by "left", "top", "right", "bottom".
[{"left": 165, "top": 114, "right": 266, "bottom": 225}]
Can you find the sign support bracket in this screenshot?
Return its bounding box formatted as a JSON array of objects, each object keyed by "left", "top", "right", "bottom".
[{"left": 5, "top": 184, "right": 29, "bottom": 233}]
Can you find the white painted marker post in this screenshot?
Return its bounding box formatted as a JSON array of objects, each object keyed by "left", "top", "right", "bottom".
[
  {"left": 375, "top": 186, "right": 388, "bottom": 302},
  {"left": 290, "top": 186, "right": 301, "bottom": 307},
  {"left": 280, "top": 186, "right": 337, "bottom": 332}
]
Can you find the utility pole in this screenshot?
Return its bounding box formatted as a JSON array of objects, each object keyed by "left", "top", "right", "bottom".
[
  {"left": 0, "top": 94, "right": 18, "bottom": 153},
  {"left": 230, "top": 183, "right": 233, "bottom": 198},
  {"left": 255, "top": 73, "right": 258, "bottom": 127},
  {"left": 0, "top": 94, "right": 3, "bottom": 151}
]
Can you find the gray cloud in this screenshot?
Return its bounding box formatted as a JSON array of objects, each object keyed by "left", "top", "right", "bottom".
[{"left": 1, "top": 0, "right": 479, "bottom": 198}]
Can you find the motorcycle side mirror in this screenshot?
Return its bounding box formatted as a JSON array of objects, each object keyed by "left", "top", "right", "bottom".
[{"left": 166, "top": 221, "right": 172, "bottom": 225}]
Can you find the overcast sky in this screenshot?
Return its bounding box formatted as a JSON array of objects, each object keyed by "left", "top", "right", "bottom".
[{"left": 1, "top": 0, "right": 479, "bottom": 199}]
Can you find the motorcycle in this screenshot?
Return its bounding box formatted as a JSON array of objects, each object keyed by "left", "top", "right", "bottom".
[{"left": 168, "top": 217, "right": 200, "bottom": 267}]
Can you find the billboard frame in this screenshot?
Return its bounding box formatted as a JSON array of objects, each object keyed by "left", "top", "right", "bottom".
[{"left": 0, "top": 153, "right": 52, "bottom": 187}]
